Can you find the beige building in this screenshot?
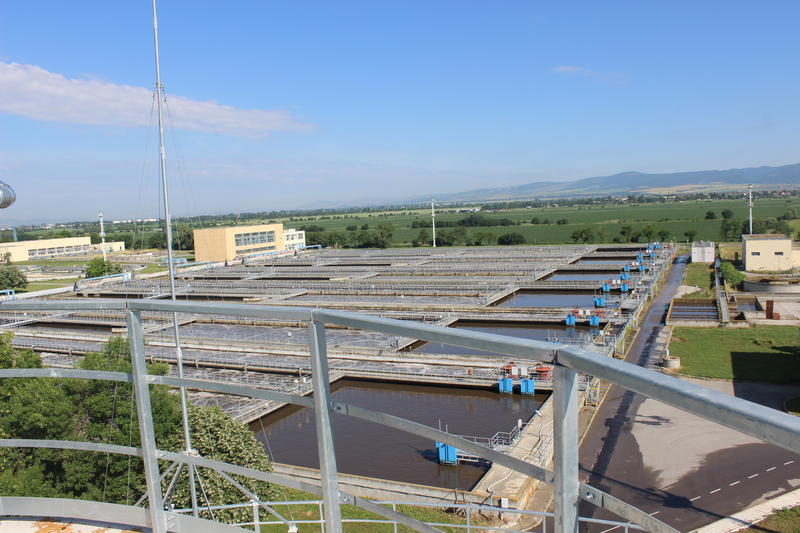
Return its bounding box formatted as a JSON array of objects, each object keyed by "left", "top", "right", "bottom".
[
  {"left": 193, "top": 223, "right": 305, "bottom": 262},
  {"left": 742, "top": 234, "right": 800, "bottom": 272},
  {"left": 0, "top": 237, "right": 125, "bottom": 262},
  {"left": 284, "top": 228, "right": 306, "bottom": 251}
]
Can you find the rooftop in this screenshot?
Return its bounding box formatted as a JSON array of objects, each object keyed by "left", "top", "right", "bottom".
[{"left": 742, "top": 233, "right": 791, "bottom": 241}]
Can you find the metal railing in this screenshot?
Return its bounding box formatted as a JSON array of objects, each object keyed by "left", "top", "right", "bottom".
[{"left": 0, "top": 298, "right": 799, "bottom": 533}]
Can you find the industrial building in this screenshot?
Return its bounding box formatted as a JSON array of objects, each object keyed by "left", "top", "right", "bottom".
[
  {"left": 0, "top": 236, "right": 125, "bottom": 262},
  {"left": 742, "top": 233, "right": 800, "bottom": 272},
  {"left": 193, "top": 223, "right": 305, "bottom": 262},
  {"left": 690, "top": 241, "right": 715, "bottom": 263}
]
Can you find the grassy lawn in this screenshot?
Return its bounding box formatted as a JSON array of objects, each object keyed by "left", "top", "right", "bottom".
[
  {"left": 743, "top": 505, "right": 800, "bottom": 533},
  {"left": 669, "top": 326, "right": 800, "bottom": 384},
  {"left": 260, "top": 487, "right": 490, "bottom": 532},
  {"left": 682, "top": 262, "right": 715, "bottom": 298},
  {"left": 18, "top": 277, "right": 82, "bottom": 293}
]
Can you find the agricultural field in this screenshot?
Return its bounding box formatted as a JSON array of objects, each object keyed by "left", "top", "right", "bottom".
[{"left": 269, "top": 197, "right": 800, "bottom": 247}]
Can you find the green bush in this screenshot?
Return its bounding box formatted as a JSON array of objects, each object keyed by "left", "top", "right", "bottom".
[{"left": 720, "top": 261, "right": 746, "bottom": 287}]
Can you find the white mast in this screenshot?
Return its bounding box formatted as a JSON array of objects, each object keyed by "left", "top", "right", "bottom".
[
  {"left": 431, "top": 198, "right": 436, "bottom": 248},
  {"left": 747, "top": 184, "right": 753, "bottom": 235},
  {"left": 151, "top": 0, "right": 199, "bottom": 516},
  {"left": 98, "top": 211, "right": 107, "bottom": 262}
]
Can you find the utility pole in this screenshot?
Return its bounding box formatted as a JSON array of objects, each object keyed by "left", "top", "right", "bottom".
[
  {"left": 151, "top": 0, "right": 199, "bottom": 517},
  {"left": 747, "top": 184, "right": 753, "bottom": 235},
  {"left": 431, "top": 198, "right": 437, "bottom": 248},
  {"left": 98, "top": 211, "right": 107, "bottom": 262}
]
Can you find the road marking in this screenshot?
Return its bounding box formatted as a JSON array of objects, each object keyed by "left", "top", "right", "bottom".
[
  {"left": 766, "top": 467, "right": 777, "bottom": 472},
  {"left": 649, "top": 511, "right": 660, "bottom": 516},
  {"left": 784, "top": 460, "right": 795, "bottom": 466},
  {"left": 690, "top": 496, "right": 702, "bottom": 501},
  {"left": 729, "top": 481, "right": 740, "bottom": 486},
  {"left": 709, "top": 488, "right": 721, "bottom": 494},
  {"left": 748, "top": 474, "right": 759, "bottom": 479}
]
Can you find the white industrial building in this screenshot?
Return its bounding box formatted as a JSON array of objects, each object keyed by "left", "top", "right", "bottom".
[{"left": 691, "top": 241, "right": 715, "bottom": 263}]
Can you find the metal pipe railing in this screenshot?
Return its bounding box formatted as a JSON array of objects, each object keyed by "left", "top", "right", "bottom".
[{"left": 0, "top": 298, "right": 798, "bottom": 533}]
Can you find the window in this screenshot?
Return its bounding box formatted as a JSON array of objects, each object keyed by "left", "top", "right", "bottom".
[
  {"left": 775, "top": 251, "right": 784, "bottom": 256},
  {"left": 751, "top": 251, "right": 760, "bottom": 256},
  {"left": 234, "top": 230, "right": 275, "bottom": 247}
]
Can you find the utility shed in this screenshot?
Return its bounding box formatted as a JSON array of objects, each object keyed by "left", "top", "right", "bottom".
[
  {"left": 742, "top": 234, "right": 800, "bottom": 272},
  {"left": 691, "top": 241, "right": 715, "bottom": 263}
]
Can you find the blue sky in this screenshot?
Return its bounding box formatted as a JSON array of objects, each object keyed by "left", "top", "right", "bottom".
[{"left": 1, "top": 1, "right": 799, "bottom": 223}]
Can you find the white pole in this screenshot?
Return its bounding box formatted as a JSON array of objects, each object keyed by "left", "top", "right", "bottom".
[
  {"left": 747, "top": 184, "right": 753, "bottom": 235},
  {"left": 151, "top": 0, "right": 199, "bottom": 517},
  {"left": 431, "top": 198, "right": 436, "bottom": 248},
  {"left": 98, "top": 210, "right": 107, "bottom": 262}
]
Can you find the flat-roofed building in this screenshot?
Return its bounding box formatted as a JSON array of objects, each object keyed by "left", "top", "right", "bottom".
[
  {"left": 691, "top": 241, "right": 715, "bottom": 263},
  {"left": 742, "top": 233, "right": 800, "bottom": 272},
  {"left": 283, "top": 228, "right": 306, "bottom": 251},
  {"left": 193, "top": 224, "right": 288, "bottom": 262},
  {"left": 0, "top": 237, "right": 125, "bottom": 262}
]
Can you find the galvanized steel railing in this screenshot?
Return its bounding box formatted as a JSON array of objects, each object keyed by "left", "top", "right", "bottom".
[{"left": 0, "top": 298, "right": 799, "bottom": 533}]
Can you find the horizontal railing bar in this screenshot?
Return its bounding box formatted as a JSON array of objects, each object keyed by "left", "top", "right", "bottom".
[
  {"left": 0, "top": 439, "right": 141, "bottom": 457},
  {"left": 313, "top": 308, "right": 557, "bottom": 362},
  {"left": 128, "top": 300, "right": 314, "bottom": 321},
  {"left": 0, "top": 368, "right": 132, "bottom": 383},
  {"left": 0, "top": 299, "right": 127, "bottom": 312},
  {"left": 0, "top": 439, "right": 441, "bottom": 533},
  {"left": 558, "top": 345, "right": 800, "bottom": 456}
]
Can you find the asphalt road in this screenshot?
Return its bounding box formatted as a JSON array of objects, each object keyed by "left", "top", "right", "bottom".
[{"left": 576, "top": 256, "right": 800, "bottom": 532}]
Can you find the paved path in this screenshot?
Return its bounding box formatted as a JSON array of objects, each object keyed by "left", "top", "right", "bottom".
[{"left": 577, "top": 256, "right": 800, "bottom": 531}]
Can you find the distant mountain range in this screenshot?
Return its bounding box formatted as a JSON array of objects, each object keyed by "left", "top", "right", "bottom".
[{"left": 410, "top": 163, "right": 800, "bottom": 204}]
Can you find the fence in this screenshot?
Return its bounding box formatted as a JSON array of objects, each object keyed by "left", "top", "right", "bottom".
[{"left": 0, "top": 298, "right": 798, "bottom": 533}]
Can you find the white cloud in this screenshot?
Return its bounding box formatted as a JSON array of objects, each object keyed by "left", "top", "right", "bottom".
[
  {"left": 553, "top": 65, "right": 592, "bottom": 75},
  {"left": 0, "top": 62, "right": 312, "bottom": 137},
  {"left": 552, "top": 65, "right": 627, "bottom": 86}
]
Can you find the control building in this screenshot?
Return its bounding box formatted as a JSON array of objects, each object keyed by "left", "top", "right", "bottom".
[
  {"left": 742, "top": 233, "right": 800, "bottom": 272},
  {"left": 193, "top": 224, "right": 305, "bottom": 262},
  {"left": 0, "top": 236, "right": 125, "bottom": 262}
]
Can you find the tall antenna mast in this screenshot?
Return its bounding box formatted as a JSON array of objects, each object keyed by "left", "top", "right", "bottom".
[
  {"left": 747, "top": 184, "right": 753, "bottom": 235},
  {"left": 98, "top": 211, "right": 107, "bottom": 262},
  {"left": 431, "top": 198, "right": 436, "bottom": 248},
  {"left": 151, "top": 0, "right": 199, "bottom": 516}
]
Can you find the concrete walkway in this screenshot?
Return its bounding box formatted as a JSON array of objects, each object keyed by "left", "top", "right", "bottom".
[{"left": 692, "top": 487, "right": 800, "bottom": 532}]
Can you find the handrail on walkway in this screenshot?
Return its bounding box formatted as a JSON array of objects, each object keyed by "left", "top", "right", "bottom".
[{"left": 0, "top": 298, "right": 798, "bottom": 533}]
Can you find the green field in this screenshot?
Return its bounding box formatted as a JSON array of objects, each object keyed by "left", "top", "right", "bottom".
[
  {"left": 669, "top": 326, "right": 800, "bottom": 384},
  {"left": 268, "top": 197, "right": 799, "bottom": 246},
  {"left": 743, "top": 505, "right": 800, "bottom": 533},
  {"left": 681, "top": 263, "right": 715, "bottom": 298}
]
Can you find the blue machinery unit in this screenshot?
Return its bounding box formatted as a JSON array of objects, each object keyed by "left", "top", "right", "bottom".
[
  {"left": 593, "top": 296, "right": 605, "bottom": 307},
  {"left": 520, "top": 378, "right": 536, "bottom": 395},
  {"left": 498, "top": 376, "right": 513, "bottom": 393},
  {"left": 435, "top": 441, "right": 458, "bottom": 465}
]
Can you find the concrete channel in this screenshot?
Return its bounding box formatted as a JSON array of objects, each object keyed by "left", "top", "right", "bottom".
[{"left": 0, "top": 244, "right": 675, "bottom": 510}]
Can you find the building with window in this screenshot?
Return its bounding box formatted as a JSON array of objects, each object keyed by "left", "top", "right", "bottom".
[
  {"left": 742, "top": 234, "right": 800, "bottom": 272},
  {"left": 0, "top": 237, "right": 125, "bottom": 262},
  {"left": 284, "top": 228, "right": 306, "bottom": 251},
  {"left": 193, "top": 223, "right": 305, "bottom": 262}
]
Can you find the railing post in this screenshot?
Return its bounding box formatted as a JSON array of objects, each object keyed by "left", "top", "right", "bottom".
[
  {"left": 127, "top": 310, "right": 167, "bottom": 533},
  {"left": 251, "top": 498, "right": 259, "bottom": 531},
  {"left": 553, "top": 364, "right": 579, "bottom": 533},
  {"left": 308, "top": 318, "right": 343, "bottom": 532}
]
